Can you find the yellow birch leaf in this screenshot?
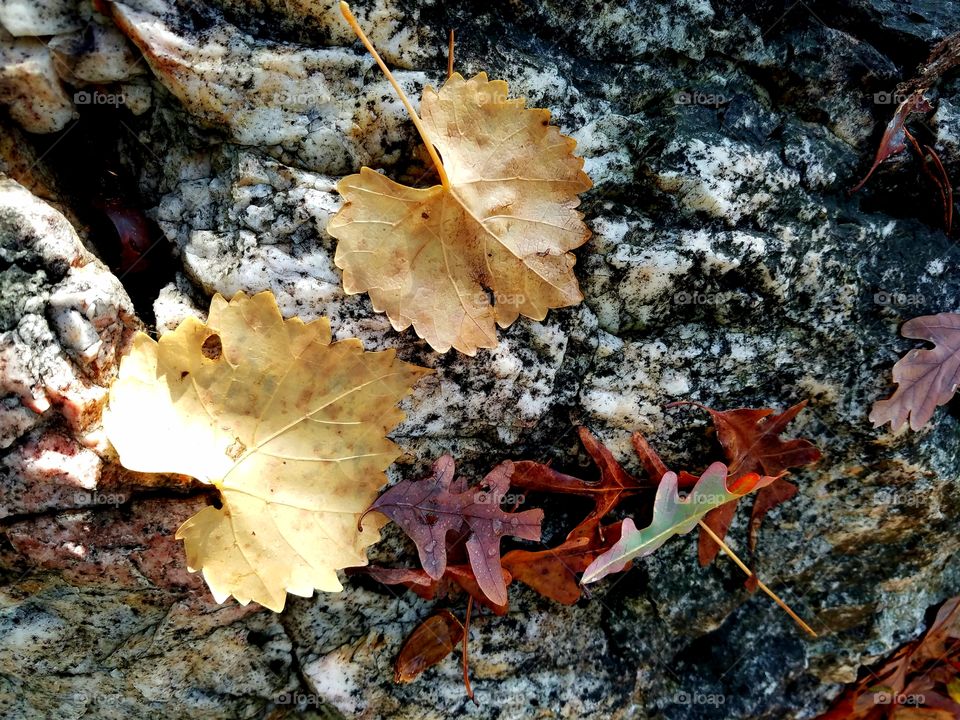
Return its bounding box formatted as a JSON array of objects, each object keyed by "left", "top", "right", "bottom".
[
  {"left": 103, "top": 291, "right": 431, "bottom": 611},
  {"left": 327, "top": 4, "right": 592, "bottom": 355}
]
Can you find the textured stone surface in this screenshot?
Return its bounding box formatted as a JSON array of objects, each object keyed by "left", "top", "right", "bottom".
[
  {"left": 0, "top": 178, "right": 137, "bottom": 449},
  {"left": 1, "top": 0, "right": 960, "bottom": 719}
]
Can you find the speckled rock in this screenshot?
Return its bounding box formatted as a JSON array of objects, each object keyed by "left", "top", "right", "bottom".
[
  {"left": 0, "top": 177, "right": 138, "bottom": 449},
  {"left": 0, "top": 30, "right": 77, "bottom": 133},
  {"left": 2, "top": 0, "right": 960, "bottom": 719},
  {"left": 0, "top": 3, "right": 152, "bottom": 131}
]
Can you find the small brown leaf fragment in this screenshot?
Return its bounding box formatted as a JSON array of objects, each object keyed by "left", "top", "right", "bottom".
[
  {"left": 851, "top": 91, "right": 933, "bottom": 193},
  {"left": 394, "top": 610, "right": 465, "bottom": 684}
]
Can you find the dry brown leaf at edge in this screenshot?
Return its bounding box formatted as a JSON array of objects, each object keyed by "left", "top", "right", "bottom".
[
  {"left": 103, "top": 290, "right": 431, "bottom": 611},
  {"left": 328, "top": 3, "right": 592, "bottom": 355}
]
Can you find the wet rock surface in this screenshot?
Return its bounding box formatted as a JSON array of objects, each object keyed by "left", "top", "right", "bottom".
[{"left": 1, "top": 0, "right": 960, "bottom": 718}]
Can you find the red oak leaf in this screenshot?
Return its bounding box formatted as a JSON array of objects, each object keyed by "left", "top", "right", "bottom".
[
  {"left": 363, "top": 457, "right": 543, "bottom": 606},
  {"left": 502, "top": 519, "right": 628, "bottom": 604}
]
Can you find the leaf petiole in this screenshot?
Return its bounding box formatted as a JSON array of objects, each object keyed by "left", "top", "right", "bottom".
[
  {"left": 339, "top": 1, "right": 451, "bottom": 190},
  {"left": 697, "top": 520, "right": 817, "bottom": 637}
]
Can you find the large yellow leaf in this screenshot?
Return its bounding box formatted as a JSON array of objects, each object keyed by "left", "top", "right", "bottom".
[
  {"left": 103, "top": 291, "right": 431, "bottom": 611},
  {"left": 327, "top": 70, "right": 592, "bottom": 355}
]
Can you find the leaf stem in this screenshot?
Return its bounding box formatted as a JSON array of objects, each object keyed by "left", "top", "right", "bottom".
[
  {"left": 447, "top": 29, "right": 455, "bottom": 79},
  {"left": 339, "top": 2, "right": 451, "bottom": 190},
  {"left": 463, "top": 596, "right": 477, "bottom": 704},
  {"left": 697, "top": 520, "right": 818, "bottom": 638}
]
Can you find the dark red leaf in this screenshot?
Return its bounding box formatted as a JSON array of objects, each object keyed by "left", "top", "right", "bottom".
[{"left": 364, "top": 456, "right": 542, "bottom": 607}]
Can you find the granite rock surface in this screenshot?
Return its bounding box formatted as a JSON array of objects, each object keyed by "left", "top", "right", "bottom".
[{"left": 1, "top": 0, "right": 960, "bottom": 718}]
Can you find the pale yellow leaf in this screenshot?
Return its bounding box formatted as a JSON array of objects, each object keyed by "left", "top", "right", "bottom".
[
  {"left": 327, "top": 72, "right": 592, "bottom": 355},
  {"left": 103, "top": 291, "right": 431, "bottom": 611}
]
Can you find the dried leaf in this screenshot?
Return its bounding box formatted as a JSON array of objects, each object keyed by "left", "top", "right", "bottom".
[
  {"left": 394, "top": 610, "right": 465, "bottom": 683},
  {"left": 359, "top": 564, "right": 510, "bottom": 615},
  {"left": 104, "top": 291, "right": 430, "bottom": 611},
  {"left": 327, "top": 69, "right": 592, "bottom": 355},
  {"left": 851, "top": 91, "right": 933, "bottom": 193},
  {"left": 819, "top": 595, "right": 960, "bottom": 719},
  {"left": 502, "top": 519, "right": 626, "bottom": 604},
  {"left": 581, "top": 463, "right": 767, "bottom": 584},
  {"left": 365, "top": 456, "right": 543, "bottom": 606},
  {"left": 680, "top": 401, "right": 821, "bottom": 564},
  {"left": 870, "top": 313, "right": 960, "bottom": 431},
  {"left": 512, "top": 427, "right": 649, "bottom": 528}
]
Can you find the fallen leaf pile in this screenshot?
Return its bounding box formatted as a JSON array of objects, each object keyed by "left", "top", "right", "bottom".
[
  {"left": 870, "top": 313, "right": 960, "bottom": 431},
  {"left": 818, "top": 595, "right": 960, "bottom": 719},
  {"left": 328, "top": 2, "right": 592, "bottom": 355},
  {"left": 362, "top": 409, "right": 819, "bottom": 686},
  {"left": 104, "top": 291, "right": 430, "bottom": 611}
]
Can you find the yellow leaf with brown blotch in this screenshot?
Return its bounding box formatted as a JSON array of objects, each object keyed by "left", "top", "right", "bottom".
[
  {"left": 103, "top": 291, "right": 431, "bottom": 611},
  {"left": 327, "top": 9, "right": 592, "bottom": 355}
]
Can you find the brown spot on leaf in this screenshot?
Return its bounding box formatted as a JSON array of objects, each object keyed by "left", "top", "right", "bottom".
[
  {"left": 226, "top": 438, "right": 247, "bottom": 460},
  {"left": 201, "top": 334, "right": 222, "bottom": 360}
]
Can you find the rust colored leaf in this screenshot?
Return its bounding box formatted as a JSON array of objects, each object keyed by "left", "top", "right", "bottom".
[
  {"left": 364, "top": 456, "right": 543, "bottom": 607},
  {"left": 358, "top": 564, "right": 510, "bottom": 615},
  {"left": 676, "top": 401, "right": 821, "bottom": 565},
  {"left": 512, "top": 427, "right": 649, "bottom": 529},
  {"left": 698, "top": 502, "right": 738, "bottom": 567},
  {"left": 870, "top": 314, "right": 960, "bottom": 431},
  {"left": 394, "top": 610, "right": 465, "bottom": 683},
  {"left": 818, "top": 595, "right": 960, "bottom": 719},
  {"left": 631, "top": 432, "right": 699, "bottom": 489},
  {"left": 502, "top": 520, "right": 627, "bottom": 605}
]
